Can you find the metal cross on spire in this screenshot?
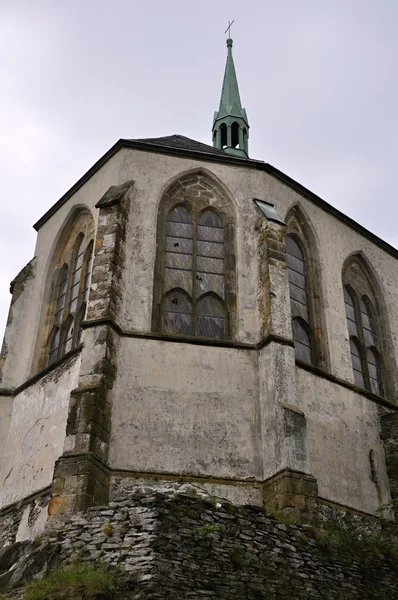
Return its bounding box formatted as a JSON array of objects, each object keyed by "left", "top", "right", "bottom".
[{"left": 224, "top": 20, "right": 234, "bottom": 38}]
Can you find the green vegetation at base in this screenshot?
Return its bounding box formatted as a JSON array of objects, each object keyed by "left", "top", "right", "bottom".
[
  {"left": 308, "top": 516, "right": 398, "bottom": 563},
  {"left": 22, "top": 563, "right": 140, "bottom": 600}
]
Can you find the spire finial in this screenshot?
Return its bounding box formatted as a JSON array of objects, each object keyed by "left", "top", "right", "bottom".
[
  {"left": 224, "top": 20, "right": 234, "bottom": 38},
  {"left": 212, "top": 24, "right": 249, "bottom": 158}
]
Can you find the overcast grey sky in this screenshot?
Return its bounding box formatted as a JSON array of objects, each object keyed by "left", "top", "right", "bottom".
[{"left": 1, "top": 0, "right": 398, "bottom": 341}]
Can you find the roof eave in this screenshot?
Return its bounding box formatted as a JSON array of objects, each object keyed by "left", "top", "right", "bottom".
[
  {"left": 32, "top": 138, "right": 398, "bottom": 263},
  {"left": 33, "top": 139, "right": 263, "bottom": 231}
]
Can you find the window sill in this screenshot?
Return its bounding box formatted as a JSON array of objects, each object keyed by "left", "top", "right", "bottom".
[{"left": 4, "top": 345, "right": 83, "bottom": 397}]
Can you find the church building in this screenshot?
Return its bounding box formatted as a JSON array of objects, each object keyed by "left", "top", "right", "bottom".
[{"left": 1, "top": 37, "right": 398, "bottom": 539}]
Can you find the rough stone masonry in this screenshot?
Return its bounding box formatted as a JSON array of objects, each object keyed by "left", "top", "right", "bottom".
[{"left": 1, "top": 483, "right": 398, "bottom": 599}]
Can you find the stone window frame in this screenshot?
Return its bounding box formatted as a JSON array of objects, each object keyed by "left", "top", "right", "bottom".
[
  {"left": 342, "top": 254, "right": 391, "bottom": 398},
  {"left": 36, "top": 209, "right": 95, "bottom": 371},
  {"left": 285, "top": 204, "right": 330, "bottom": 371},
  {"left": 152, "top": 171, "right": 237, "bottom": 341}
]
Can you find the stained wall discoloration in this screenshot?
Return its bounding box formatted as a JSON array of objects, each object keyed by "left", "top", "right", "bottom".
[
  {"left": 296, "top": 367, "right": 391, "bottom": 514},
  {"left": 0, "top": 396, "right": 13, "bottom": 472},
  {"left": 0, "top": 354, "right": 80, "bottom": 507},
  {"left": 0, "top": 258, "right": 37, "bottom": 388},
  {"left": 109, "top": 337, "right": 261, "bottom": 480}
]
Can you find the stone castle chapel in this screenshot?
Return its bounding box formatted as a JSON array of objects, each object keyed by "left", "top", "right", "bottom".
[{"left": 1, "top": 37, "right": 398, "bottom": 540}]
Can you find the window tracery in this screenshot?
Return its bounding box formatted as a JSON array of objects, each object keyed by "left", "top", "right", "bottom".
[
  {"left": 343, "top": 283, "right": 383, "bottom": 395},
  {"left": 154, "top": 172, "right": 235, "bottom": 340}
]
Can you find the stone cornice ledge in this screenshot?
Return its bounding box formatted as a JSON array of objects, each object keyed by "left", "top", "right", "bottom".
[
  {"left": 81, "top": 317, "right": 294, "bottom": 351},
  {"left": 0, "top": 345, "right": 82, "bottom": 398},
  {"left": 296, "top": 359, "right": 398, "bottom": 410}
]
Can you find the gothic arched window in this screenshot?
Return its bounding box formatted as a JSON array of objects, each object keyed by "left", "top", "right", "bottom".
[
  {"left": 286, "top": 234, "right": 312, "bottom": 364},
  {"left": 154, "top": 172, "right": 236, "bottom": 340},
  {"left": 285, "top": 205, "right": 329, "bottom": 370},
  {"left": 344, "top": 284, "right": 383, "bottom": 395},
  {"left": 41, "top": 210, "right": 95, "bottom": 369}
]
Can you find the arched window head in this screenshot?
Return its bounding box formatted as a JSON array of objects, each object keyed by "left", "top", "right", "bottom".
[
  {"left": 40, "top": 210, "right": 95, "bottom": 369},
  {"left": 154, "top": 171, "right": 236, "bottom": 340},
  {"left": 286, "top": 234, "right": 312, "bottom": 364},
  {"left": 162, "top": 289, "right": 192, "bottom": 335},
  {"left": 195, "top": 294, "right": 225, "bottom": 339},
  {"left": 343, "top": 257, "right": 384, "bottom": 396}
]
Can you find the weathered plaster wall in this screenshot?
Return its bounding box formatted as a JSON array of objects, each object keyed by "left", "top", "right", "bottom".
[
  {"left": 0, "top": 353, "right": 80, "bottom": 508},
  {"left": 296, "top": 367, "right": 390, "bottom": 514},
  {"left": 0, "top": 397, "right": 13, "bottom": 468},
  {"left": 109, "top": 337, "right": 261, "bottom": 482},
  {"left": 0, "top": 259, "right": 37, "bottom": 389}
]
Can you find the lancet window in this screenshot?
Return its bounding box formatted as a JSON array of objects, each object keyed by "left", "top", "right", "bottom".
[
  {"left": 154, "top": 173, "right": 236, "bottom": 340},
  {"left": 286, "top": 235, "right": 312, "bottom": 364},
  {"left": 343, "top": 285, "right": 383, "bottom": 395},
  {"left": 285, "top": 205, "right": 329, "bottom": 370},
  {"left": 43, "top": 211, "right": 95, "bottom": 368}
]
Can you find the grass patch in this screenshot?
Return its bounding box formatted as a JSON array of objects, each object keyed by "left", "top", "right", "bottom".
[{"left": 23, "top": 562, "right": 136, "bottom": 600}]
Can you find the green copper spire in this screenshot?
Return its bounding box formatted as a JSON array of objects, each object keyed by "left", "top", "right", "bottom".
[{"left": 212, "top": 38, "right": 249, "bottom": 158}]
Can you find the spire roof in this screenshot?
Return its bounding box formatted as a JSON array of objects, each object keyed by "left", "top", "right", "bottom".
[
  {"left": 218, "top": 39, "right": 243, "bottom": 115},
  {"left": 215, "top": 38, "right": 248, "bottom": 127},
  {"left": 212, "top": 38, "right": 249, "bottom": 158}
]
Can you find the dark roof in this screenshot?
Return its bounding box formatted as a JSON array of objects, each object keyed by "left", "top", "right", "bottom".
[
  {"left": 131, "top": 134, "right": 228, "bottom": 157},
  {"left": 32, "top": 135, "right": 398, "bottom": 263}
]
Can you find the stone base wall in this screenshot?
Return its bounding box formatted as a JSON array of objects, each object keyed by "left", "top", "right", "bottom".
[
  {"left": 1, "top": 483, "right": 398, "bottom": 598},
  {"left": 0, "top": 483, "right": 394, "bottom": 599},
  {"left": 0, "top": 487, "right": 50, "bottom": 548}
]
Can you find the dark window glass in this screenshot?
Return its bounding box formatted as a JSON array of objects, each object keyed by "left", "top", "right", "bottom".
[
  {"left": 48, "top": 232, "right": 94, "bottom": 366},
  {"left": 286, "top": 236, "right": 312, "bottom": 363},
  {"left": 62, "top": 316, "right": 74, "bottom": 355},
  {"left": 49, "top": 328, "right": 60, "bottom": 364},
  {"left": 162, "top": 290, "right": 192, "bottom": 335},
  {"left": 195, "top": 295, "right": 224, "bottom": 338},
  {"left": 367, "top": 347, "right": 382, "bottom": 396},
  {"left": 360, "top": 297, "right": 377, "bottom": 347},
  {"left": 69, "top": 235, "right": 85, "bottom": 314},
  {"left": 344, "top": 287, "right": 359, "bottom": 338},
  {"left": 350, "top": 337, "right": 365, "bottom": 388},
  {"left": 165, "top": 206, "right": 193, "bottom": 296},
  {"left": 160, "top": 206, "right": 226, "bottom": 340},
  {"left": 344, "top": 286, "right": 383, "bottom": 395},
  {"left": 82, "top": 242, "right": 94, "bottom": 305},
  {"left": 54, "top": 265, "right": 69, "bottom": 324},
  {"left": 196, "top": 210, "right": 225, "bottom": 300},
  {"left": 292, "top": 319, "right": 312, "bottom": 364},
  {"left": 198, "top": 210, "right": 223, "bottom": 228}
]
